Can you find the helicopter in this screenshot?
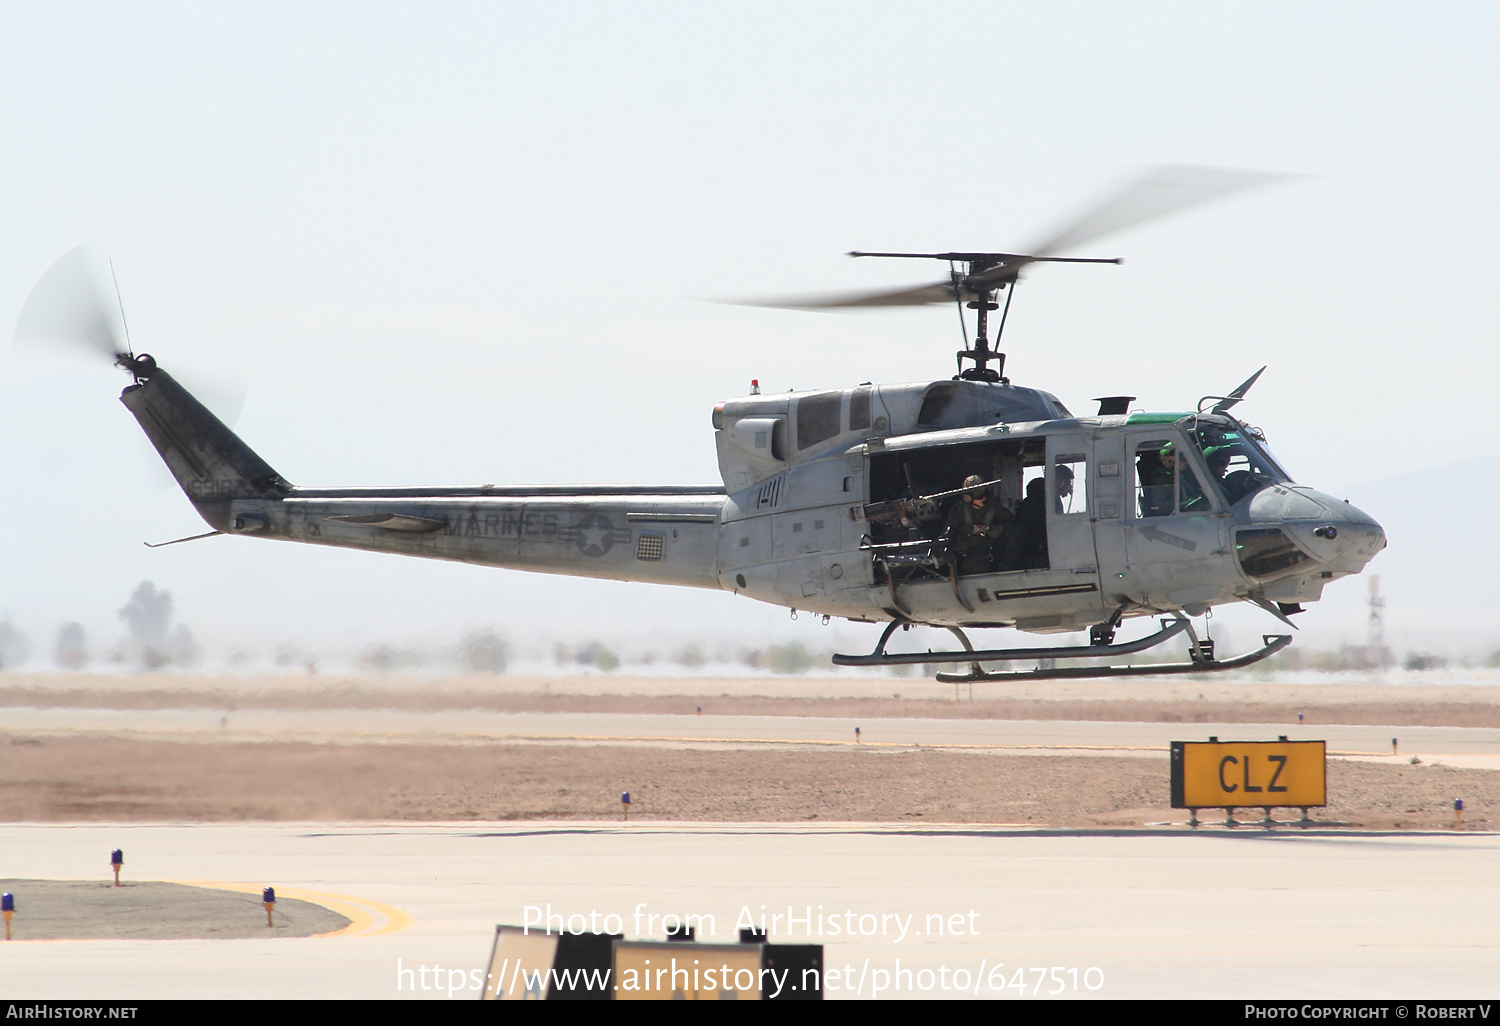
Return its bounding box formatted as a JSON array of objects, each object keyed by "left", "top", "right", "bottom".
[{"left": 15, "top": 168, "right": 1385, "bottom": 682}]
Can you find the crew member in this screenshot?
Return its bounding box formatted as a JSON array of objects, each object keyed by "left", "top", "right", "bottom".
[
  {"left": 1178, "top": 444, "right": 1217, "bottom": 512},
  {"left": 1054, "top": 463, "right": 1075, "bottom": 514},
  {"left": 1007, "top": 476, "right": 1049, "bottom": 570},
  {"left": 1206, "top": 444, "right": 1268, "bottom": 505},
  {"left": 1139, "top": 444, "right": 1175, "bottom": 517},
  {"left": 1203, "top": 445, "right": 1232, "bottom": 480},
  {"left": 943, "top": 475, "right": 1010, "bottom": 575}
]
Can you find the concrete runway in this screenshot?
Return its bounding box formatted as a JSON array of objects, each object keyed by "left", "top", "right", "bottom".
[
  {"left": 1, "top": 822, "right": 1497, "bottom": 1000},
  {"left": 8, "top": 706, "right": 1500, "bottom": 768}
]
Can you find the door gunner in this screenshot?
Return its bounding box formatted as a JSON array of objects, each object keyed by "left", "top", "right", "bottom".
[{"left": 943, "top": 474, "right": 1011, "bottom": 575}]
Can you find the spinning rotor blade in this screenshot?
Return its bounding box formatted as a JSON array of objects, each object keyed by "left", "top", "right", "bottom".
[
  {"left": 731, "top": 165, "right": 1288, "bottom": 312},
  {"left": 736, "top": 255, "right": 1119, "bottom": 311},
  {"left": 1026, "top": 165, "right": 1288, "bottom": 258},
  {"left": 735, "top": 281, "right": 956, "bottom": 310},
  {"left": 12, "top": 244, "right": 130, "bottom": 362},
  {"left": 12, "top": 245, "right": 249, "bottom": 429}
]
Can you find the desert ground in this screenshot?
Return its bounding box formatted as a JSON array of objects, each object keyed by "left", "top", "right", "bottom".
[{"left": 1, "top": 671, "right": 1495, "bottom": 831}]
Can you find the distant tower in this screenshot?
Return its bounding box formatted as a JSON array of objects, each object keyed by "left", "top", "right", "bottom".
[{"left": 1367, "top": 575, "right": 1388, "bottom": 667}]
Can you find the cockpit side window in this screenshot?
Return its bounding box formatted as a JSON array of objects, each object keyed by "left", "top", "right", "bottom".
[
  {"left": 1134, "top": 436, "right": 1214, "bottom": 515},
  {"left": 1178, "top": 461, "right": 1210, "bottom": 513},
  {"left": 1190, "top": 423, "right": 1290, "bottom": 507},
  {"left": 1134, "top": 439, "right": 1174, "bottom": 518}
]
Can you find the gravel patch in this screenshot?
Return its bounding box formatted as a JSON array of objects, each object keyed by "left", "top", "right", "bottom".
[{"left": 0, "top": 879, "right": 349, "bottom": 940}]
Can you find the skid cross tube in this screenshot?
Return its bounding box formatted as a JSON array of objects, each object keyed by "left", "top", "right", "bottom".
[
  {"left": 934, "top": 633, "right": 1293, "bottom": 683},
  {"left": 832, "top": 618, "right": 1190, "bottom": 667}
]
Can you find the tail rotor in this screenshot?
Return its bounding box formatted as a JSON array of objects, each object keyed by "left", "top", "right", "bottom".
[{"left": 11, "top": 244, "right": 157, "bottom": 381}]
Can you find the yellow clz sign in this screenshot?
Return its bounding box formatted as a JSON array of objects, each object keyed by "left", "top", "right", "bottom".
[{"left": 1171, "top": 739, "right": 1326, "bottom": 809}]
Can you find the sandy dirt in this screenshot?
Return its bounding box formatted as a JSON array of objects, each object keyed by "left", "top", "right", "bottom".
[
  {"left": 0, "top": 733, "right": 1491, "bottom": 830},
  {"left": 6, "top": 672, "right": 1500, "bottom": 727},
  {"left": 2, "top": 672, "right": 1494, "bottom": 830}
]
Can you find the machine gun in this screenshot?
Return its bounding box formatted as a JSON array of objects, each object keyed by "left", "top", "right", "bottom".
[
  {"left": 860, "top": 476, "right": 1009, "bottom": 615},
  {"left": 861, "top": 476, "right": 1006, "bottom": 528}
]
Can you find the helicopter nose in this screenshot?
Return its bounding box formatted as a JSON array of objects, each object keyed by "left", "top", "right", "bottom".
[{"left": 1283, "top": 490, "right": 1385, "bottom": 571}]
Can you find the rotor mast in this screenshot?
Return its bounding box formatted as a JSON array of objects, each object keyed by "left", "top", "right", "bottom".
[
  {"left": 957, "top": 257, "right": 1010, "bottom": 384},
  {"left": 849, "top": 251, "right": 1119, "bottom": 384}
]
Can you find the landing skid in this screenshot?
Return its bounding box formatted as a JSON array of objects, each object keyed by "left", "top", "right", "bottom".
[
  {"left": 933, "top": 633, "right": 1292, "bottom": 682},
  {"left": 831, "top": 617, "right": 1291, "bottom": 683},
  {"left": 832, "top": 618, "right": 1189, "bottom": 668}
]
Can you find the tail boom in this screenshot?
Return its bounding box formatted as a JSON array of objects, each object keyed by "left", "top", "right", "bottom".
[
  {"left": 229, "top": 492, "right": 725, "bottom": 587},
  {"left": 120, "top": 362, "right": 724, "bottom": 586}
]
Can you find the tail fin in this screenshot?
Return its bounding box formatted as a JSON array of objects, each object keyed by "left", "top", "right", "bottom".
[{"left": 120, "top": 366, "right": 291, "bottom": 530}]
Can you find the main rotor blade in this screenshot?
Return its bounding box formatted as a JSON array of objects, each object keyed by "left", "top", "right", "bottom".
[
  {"left": 1027, "top": 165, "right": 1289, "bottom": 257},
  {"left": 732, "top": 281, "right": 957, "bottom": 310},
  {"left": 728, "top": 166, "right": 1287, "bottom": 313},
  {"left": 11, "top": 244, "right": 129, "bottom": 361},
  {"left": 963, "top": 254, "right": 1121, "bottom": 289}
]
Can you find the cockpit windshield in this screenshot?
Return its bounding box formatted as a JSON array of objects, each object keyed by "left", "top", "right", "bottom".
[{"left": 1190, "top": 421, "right": 1292, "bottom": 506}]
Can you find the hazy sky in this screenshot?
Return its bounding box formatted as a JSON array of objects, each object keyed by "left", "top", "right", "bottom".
[{"left": 2, "top": 3, "right": 1496, "bottom": 662}]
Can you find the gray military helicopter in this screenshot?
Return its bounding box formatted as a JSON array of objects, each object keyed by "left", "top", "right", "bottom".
[{"left": 16, "top": 168, "right": 1385, "bottom": 682}]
